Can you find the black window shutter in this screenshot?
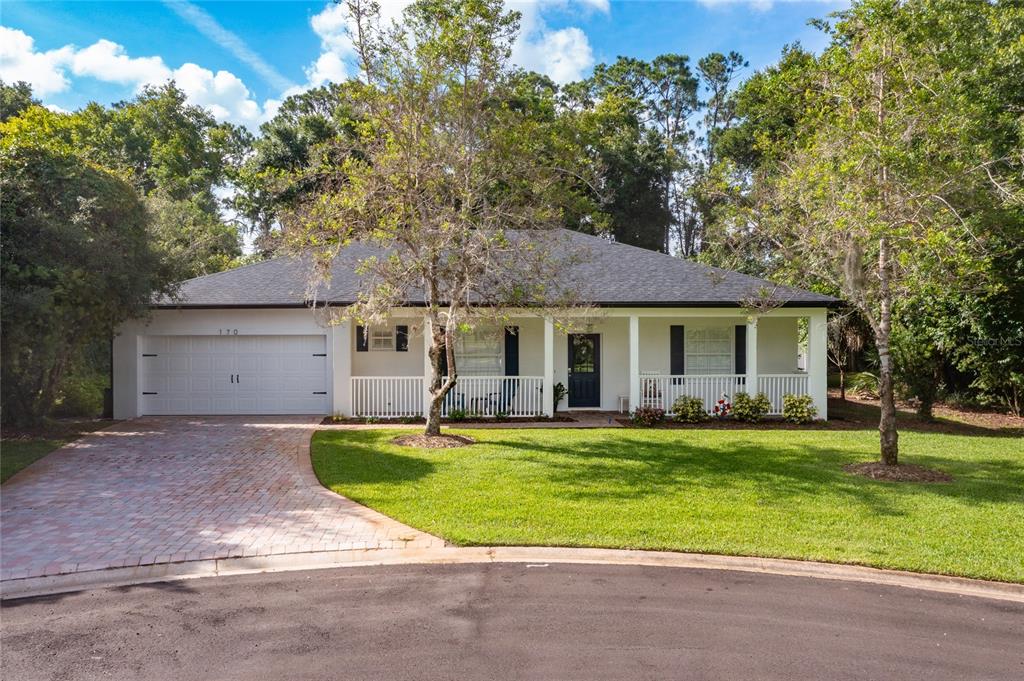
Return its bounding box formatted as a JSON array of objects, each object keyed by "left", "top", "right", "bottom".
[
  {"left": 735, "top": 325, "right": 746, "bottom": 374},
  {"left": 504, "top": 326, "right": 519, "bottom": 376},
  {"left": 356, "top": 325, "right": 368, "bottom": 352},
  {"left": 670, "top": 325, "right": 685, "bottom": 375},
  {"left": 395, "top": 325, "right": 409, "bottom": 352}
]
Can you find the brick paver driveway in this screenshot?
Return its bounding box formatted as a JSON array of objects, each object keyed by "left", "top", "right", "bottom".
[{"left": 1, "top": 417, "right": 439, "bottom": 582}]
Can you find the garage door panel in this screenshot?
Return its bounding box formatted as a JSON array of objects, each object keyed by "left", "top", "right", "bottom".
[
  {"left": 141, "top": 335, "right": 328, "bottom": 415},
  {"left": 188, "top": 355, "right": 211, "bottom": 373},
  {"left": 142, "top": 374, "right": 167, "bottom": 392},
  {"left": 236, "top": 355, "right": 261, "bottom": 372},
  {"left": 142, "top": 336, "right": 168, "bottom": 354},
  {"left": 184, "top": 375, "right": 207, "bottom": 392},
  {"left": 211, "top": 356, "right": 235, "bottom": 372}
]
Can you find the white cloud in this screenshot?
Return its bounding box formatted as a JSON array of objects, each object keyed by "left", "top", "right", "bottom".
[
  {"left": 511, "top": 25, "right": 594, "bottom": 84},
  {"left": 507, "top": 0, "right": 605, "bottom": 83},
  {"left": 0, "top": 27, "right": 274, "bottom": 129},
  {"left": 306, "top": 51, "right": 349, "bottom": 88},
  {"left": 171, "top": 63, "right": 265, "bottom": 127},
  {"left": 301, "top": 0, "right": 602, "bottom": 88},
  {"left": 306, "top": 0, "right": 413, "bottom": 87},
  {"left": 69, "top": 39, "right": 172, "bottom": 85},
  {"left": 0, "top": 27, "right": 73, "bottom": 96}
]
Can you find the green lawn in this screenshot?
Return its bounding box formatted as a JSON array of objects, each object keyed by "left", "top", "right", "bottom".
[
  {"left": 312, "top": 427, "right": 1024, "bottom": 582},
  {"left": 1, "top": 439, "right": 68, "bottom": 483},
  {"left": 1, "top": 420, "right": 109, "bottom": 483}
]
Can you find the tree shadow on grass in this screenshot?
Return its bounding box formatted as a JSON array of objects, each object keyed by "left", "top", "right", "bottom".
[
  {"left": 829, "top": 398, "right": 1024, "bottom": 438},
  {"left": 483, "top": 434, "right": 1024, "bottom": 518},
  {"left": 313, "top": 433, "right": 436, "bottom": 485}
]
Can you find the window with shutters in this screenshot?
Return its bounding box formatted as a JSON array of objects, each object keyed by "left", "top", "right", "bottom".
[
  {"left": 685, "top": 327, "right": 733, "bottom": 374},
  {"left": 456, "top": 329, "right": 502, "bottom": 375},
  {"left": 369, "top": 327, "right": 395, "bottom": 351}
]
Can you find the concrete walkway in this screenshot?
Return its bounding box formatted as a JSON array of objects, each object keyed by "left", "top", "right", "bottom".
[{"left": 0, "top": 416, "right": 440, "bottom": 585}]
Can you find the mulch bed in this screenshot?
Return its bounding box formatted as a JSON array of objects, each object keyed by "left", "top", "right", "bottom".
[
  {"left": 1, "top": 417, "right": 112, "bottom": 442},
  {"left": 391, "top": 434, "right": 475, "bottom": 448},
  {"left": 321, "top": 415, "right": 575, "bottom": 425},
  {"left": 615, "top": 417, "right": 832, "bottom": 430},
  {"left": 843, "top": 461, "right": 953, "bottom": 483}
]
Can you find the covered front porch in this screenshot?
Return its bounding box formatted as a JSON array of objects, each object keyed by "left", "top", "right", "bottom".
[{"left": 329, "top": 308, "right": 828, "bottom": 420}]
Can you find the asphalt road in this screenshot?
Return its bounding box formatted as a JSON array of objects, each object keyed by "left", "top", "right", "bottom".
[{"left": 2, "top": 563, "right": 1022, "bottom": 681}]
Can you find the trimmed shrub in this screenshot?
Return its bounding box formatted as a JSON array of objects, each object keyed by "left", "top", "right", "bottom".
[
  {"left": 731, "top": 392, "right": 772, "bottom": 423},
  {"left": 631, "top": 406, "right": 665, "bottom": 426},
  {"left": 448, "top": 408, "right": 467, "bottom": 422},
  {"left": 782, "top": 394, "right": 818, "bottom": 423},
  {"left": 671, "top": 395, "right": 708, "bottom": 423}
]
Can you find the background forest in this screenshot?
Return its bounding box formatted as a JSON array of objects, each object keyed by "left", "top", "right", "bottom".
[{"left": 2, "top": 0, "right": 1021, "bottom": 426}]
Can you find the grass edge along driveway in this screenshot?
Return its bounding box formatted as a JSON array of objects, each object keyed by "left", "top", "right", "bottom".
[{"left": 312, "top": 428, "right": 1024, "bottom": 583}]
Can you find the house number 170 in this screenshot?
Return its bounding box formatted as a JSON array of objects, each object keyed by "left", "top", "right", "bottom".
[{"left": 218, "top": 329, "right": 239, "bottom": 335}]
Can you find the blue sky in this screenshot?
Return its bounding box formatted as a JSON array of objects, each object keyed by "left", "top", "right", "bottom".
[{"left": 1, "top": 1, "right": 847, "bottom": 129}]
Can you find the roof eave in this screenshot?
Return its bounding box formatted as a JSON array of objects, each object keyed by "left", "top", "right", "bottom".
[{"left": 150, "top": 299, "right": 838, "bottom": 310}]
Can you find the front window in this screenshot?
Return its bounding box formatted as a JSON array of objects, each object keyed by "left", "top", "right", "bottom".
[
  {"left": 456, "top": 329, "right": 502, "bottom": 376},
  {"left": 369, "top": 328, "right": 394, "bottom": 351},
  {"left": 686, "top": 327, "right": 733, "bottom": 375}
]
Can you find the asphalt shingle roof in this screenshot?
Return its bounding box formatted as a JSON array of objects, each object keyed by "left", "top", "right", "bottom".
[{"left": 156, "top": 229, "right": 836, "bottom": 308}]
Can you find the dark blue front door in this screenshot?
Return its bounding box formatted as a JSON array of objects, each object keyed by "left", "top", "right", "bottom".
[{"left": 568, "top": 334, "right": 600, "bottom": 408}]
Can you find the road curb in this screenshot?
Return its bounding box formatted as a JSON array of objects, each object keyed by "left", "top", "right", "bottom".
[{"left": 3, "top": 546, "right": 1022, "bottom": 603}]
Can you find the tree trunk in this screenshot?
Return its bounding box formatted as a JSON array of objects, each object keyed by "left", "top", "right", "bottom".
[
  {"left": 424, "top": 321, "right": 457, "bottom": 436},
  {"left": 876, "top": 237, "right": 899, "bottom": 466},
  {"left": 839, "top": 366, "right": 846, "bottom": 401}
]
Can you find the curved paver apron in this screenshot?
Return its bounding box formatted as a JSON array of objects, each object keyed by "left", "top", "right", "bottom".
[{"left": 1, "top": 416, "right": 439, "bottom": 581}]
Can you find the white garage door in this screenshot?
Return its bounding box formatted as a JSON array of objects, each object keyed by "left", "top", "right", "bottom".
[{"left": 140, "top": 335, "right": 328, "bottom": 415}]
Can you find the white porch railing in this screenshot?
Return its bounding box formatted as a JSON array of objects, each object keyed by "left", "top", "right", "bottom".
[
  {"left": 350, "top": 376, "right": 545, "bottom": 418},
  {"left": 351, "top": 377, "right": 423, "bottom": 418},
  {"left": 758, "top": 373, "right": 809, "bottom": 414},
  {"left": 441, "top": 376, "right": 544, "bottom": 417},
  {"left": 640, "top": 373, "right": 810, "bottom": 415},
  {"left": 640, "top": 375, "right": 748, "bottom": 413}
]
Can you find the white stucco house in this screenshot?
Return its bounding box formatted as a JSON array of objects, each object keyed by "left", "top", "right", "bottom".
[{"left": 113, "top": 230, "right": 836, "bottom": 420}]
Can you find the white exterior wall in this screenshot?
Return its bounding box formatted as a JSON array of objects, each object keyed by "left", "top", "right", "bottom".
[
  {"left": 757, "top": 317, "right": 800, "bottom": 374},
  {"left": 114, "top": 305, "right": 826, "bottom": 419},
  {"left": 350, "top": 317, "right": 425, "bottom": 377},
  {"left": 635, "top": 316, "right": 798, "bottom": 375},
  {"left": 552, "top": 317, "right": 629, "bottom": 412}
]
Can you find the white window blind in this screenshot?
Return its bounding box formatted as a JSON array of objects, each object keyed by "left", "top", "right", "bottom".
[
  {"left": 685, "top": 327, "right": 733, "bottom": 375},
  {"left": 369, "top": 328, "right": 394, "bottom": 351},
  {"left": 456, "top": 330, "right": 502, "bottom": 376}
]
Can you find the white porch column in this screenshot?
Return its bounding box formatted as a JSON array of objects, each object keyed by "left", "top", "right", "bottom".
[
  {"left": 808, "top": 309, "right": 829, "bottom": 419},
  {"left": 543, "top": 317, "right": 554, "bottom": 416},
  {"left": 628, "top": 315, "right": 640, "bottom": 413},
  {"left": 330, "top": 321, "right": 352, "bottom": 417},
  {"left": 422, "top": 317, "right": 433, "bottom": 418},
  {"left": 745, "top": 316, "right": 759, "bottom": 396}
]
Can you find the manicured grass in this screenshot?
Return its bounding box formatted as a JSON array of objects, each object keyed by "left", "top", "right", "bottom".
[
  {"left": 1, "top": 439, "right": 67, "bottom": 483},
  {"left": 1, "top": 419, "right": 110, "bottom": 483},
  {"left": 312, "top": 428, "right": 1024, "bottom": 582}
]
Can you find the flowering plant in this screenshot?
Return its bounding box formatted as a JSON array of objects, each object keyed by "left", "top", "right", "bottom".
[{"left": 712, "top": 394, "right": 732, "bottom": 418}]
